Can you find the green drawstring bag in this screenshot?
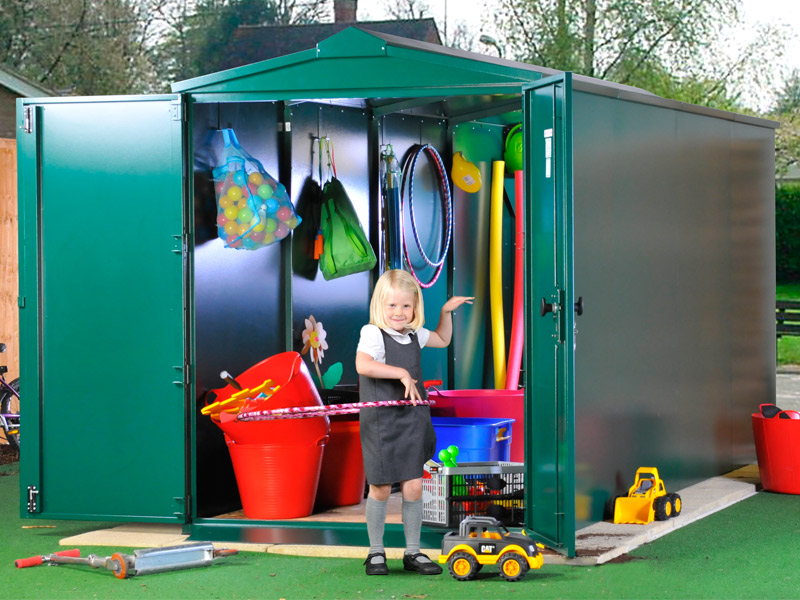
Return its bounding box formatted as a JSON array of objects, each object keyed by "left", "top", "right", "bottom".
[{"left": 319, "top": 177, "right": 376, "bottom": 280}]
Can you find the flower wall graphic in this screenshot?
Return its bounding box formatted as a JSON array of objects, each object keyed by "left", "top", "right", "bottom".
[{"left": 301, "top": 315, "right": 330, "bottom": 388}]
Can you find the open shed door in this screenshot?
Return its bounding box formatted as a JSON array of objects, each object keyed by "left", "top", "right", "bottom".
[
  {"left": 17, "top": 96, "right": 188, "bottom": 521},
  {"left": 523, "top": 73, "right": 576, "bottom": 556}
]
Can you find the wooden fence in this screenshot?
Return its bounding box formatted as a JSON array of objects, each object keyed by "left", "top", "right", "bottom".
[{"left": 0, "top": 138, "right": 18, "bottom": 381}]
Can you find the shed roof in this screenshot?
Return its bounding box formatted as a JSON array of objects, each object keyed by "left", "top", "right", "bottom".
[
  {"left": 173, "top": 27, "right": 778, "bottom": 129},
  {"left": 218, "top": 19, "right": 441, "bottom": 70},
  {"left": 0, "top": 64, "right": 54, "bottom": 98}
]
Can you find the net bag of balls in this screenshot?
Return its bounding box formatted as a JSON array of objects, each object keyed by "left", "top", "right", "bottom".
[{"left": 213, "top": 129, "right": 301, "bottom": 250}]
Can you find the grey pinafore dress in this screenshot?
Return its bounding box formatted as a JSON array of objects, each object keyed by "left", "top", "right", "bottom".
[{"left": 359, "top": 330, "right": 437, "bottom": 485}]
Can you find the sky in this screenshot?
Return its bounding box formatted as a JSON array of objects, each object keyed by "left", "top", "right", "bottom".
[{"left": 356, "top": 0, "right": 800, "bottom": 112}]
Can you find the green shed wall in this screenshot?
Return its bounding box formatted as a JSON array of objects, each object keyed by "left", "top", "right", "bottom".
[{"left": 570, "top": 90, "right": 775, "bottom": 526}]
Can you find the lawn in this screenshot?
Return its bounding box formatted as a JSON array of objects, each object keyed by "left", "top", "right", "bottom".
[{"left": 777, "top": 283, "right": 800, "bottom": 366}]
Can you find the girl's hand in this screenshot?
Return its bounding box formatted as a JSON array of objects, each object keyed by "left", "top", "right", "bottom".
[
  {"left": 442, "top": 296, "right": 474, "bottom": 313},
  {"left": 400, "top": 370, "right": 422, "bottom": 406}
]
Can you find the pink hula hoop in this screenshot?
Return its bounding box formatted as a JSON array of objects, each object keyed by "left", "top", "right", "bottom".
[{"left": 235, "top": 399, "right": 435, "bottom": 422}]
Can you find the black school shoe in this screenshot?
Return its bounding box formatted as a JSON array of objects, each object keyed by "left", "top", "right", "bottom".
[
  {"left": 364, "top": 552, "right": 388, "bottom": 575},
  {"left": 403, "top": 552, "right": 443, "bottom": 575}
]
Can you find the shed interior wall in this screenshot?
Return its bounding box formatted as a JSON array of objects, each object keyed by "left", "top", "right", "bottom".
[{"left": 190, "top": 98, "right": 518, "bottom": 519}]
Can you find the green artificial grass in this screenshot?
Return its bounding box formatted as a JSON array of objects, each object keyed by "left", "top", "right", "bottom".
[
  {"left": 2, "top": 459, "right": 800, "bottom": 599},
  {"left": 777, "top": 283, "right": 800, "bottom": 366}
]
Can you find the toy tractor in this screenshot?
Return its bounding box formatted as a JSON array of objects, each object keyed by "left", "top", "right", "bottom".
[
  {"left": 439, "top": 516, "right": 544, "bottom": 582},
  {"left": 613, "top": 467, "right": 682, "bottom": 525}
]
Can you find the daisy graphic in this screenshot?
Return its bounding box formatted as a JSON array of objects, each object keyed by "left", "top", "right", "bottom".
[{"left": 301, "top": 315, "right": 328, "bottom": 387}]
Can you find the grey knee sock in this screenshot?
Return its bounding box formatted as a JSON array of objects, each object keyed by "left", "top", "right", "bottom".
[
  {"left": 366, "top": 497, "right": 387, "bottom": 560},
  {"left": 402, "top": 498, "right": 427, "bottom": 558}
]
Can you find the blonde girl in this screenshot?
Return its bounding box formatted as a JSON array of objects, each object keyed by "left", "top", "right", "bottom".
[{"left": 355, "top": 269, "right": 473, "bottom": 575}]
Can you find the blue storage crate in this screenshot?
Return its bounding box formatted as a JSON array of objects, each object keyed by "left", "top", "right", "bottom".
[{"left": 431, "top": 417, "right": 514, "bottom": 462}]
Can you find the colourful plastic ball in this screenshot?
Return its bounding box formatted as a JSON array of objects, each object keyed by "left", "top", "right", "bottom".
[
  {"left": 274, "top": 223, "right": 289, "bottom": 239},
  {"left": 252, "top": 219, "right": 266, "bottom": 232},
  {"left": 216, "top": 212, "right": 228, "bottom": 226},
  {"left": 248, "top": 172, "right": 264, "bottom": 185},
  {"left": 247, "top": 182, "right": 260, "bottom": 197},
  {"left": 249, "top": 230, "right": 266, "bottom": 243},
  {"left": 447, "top": 445, "right": 459, "bottom": 458},
  {"left": 264, "top": 218, "right": 277, "bottom": 233},
  {"left": 237, "top": 207, "right": 254, "bottom": 224},
  {"left": 236, "top": 198, "right": 249, "bottom": 210},
  {"left": 438, "top": 449, "right": 453, "bottom": 465},
  {"left": 228, "top": 186, "right": 243, "bottom": 201},
  {"left": 257, "top": 184, "right": 274, "bottom": 199},
  {"left": 224, "top": 221, "right": 238, "bottom": 236},
  {"left": 263, "top": 232, "right": 275, "bottom": 245},
  {"left": 215, "top": 181, "right": 225, "bottom": 196},
  {"left": 219, "top": 195, "right": 233, "bottom": 209},
  {"left": 232, "top": 171, "right": 246, "bottom": 186},
  {"left": 276, "top": 206, "right": 292, "bottom": 221},
  {"left": 224, "top": 206, "right": 239, "bottom": 221},
  {"left": 236, "top": 222, "right": 250, "bottom": 235},
  {"left": 266, "top": 198, "right": 279, "bottom": 213}
]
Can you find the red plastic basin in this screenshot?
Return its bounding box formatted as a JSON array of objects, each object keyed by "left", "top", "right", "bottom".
[{"left": 752, "top": 413, "right": 800, "bottom": 494}]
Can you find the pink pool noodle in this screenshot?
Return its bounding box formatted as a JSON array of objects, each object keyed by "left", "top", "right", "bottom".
[{"left": 506, "top": 169, "right": 524, "bottom": 390}]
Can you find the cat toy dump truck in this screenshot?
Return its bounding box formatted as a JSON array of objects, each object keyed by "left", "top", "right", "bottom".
[
  {"left": 613, "top": 467, "right": 682, "bottom": 524},
  {"left": 439, "top": 516, "right": 544, "bottom": 582}
]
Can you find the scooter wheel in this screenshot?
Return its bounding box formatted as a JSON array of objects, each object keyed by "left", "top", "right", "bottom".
[{"left": 111, "top": 553, "right": 129, "bottom": 579}]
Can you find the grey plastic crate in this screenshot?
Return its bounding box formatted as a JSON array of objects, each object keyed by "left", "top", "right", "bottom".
[{"left": 421, "top": 462, "right": 525, "bottom": 527}]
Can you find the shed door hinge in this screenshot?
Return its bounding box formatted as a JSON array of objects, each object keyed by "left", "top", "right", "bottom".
[
  {"left": 23, "top": 106, "right": 33, "bottom": 134},
  {"left": 172, "top": 233, "right": 187, "bottom": 257},
  {"left": 173, "top": 496, "right": 186, "bottom": 519},
  {"left": 27, "top": 485, "right": 40, "bottom": 513},
  {"left": 171, "top": 102, "right": 183, "bottom": 121},
  {"left": 172, "top": 364, "right": 188, "bottom": 388}
]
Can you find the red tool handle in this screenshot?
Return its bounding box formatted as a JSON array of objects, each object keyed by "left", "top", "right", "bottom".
[{"left": 15, "top": 549, "right": 80, "bottom": 568}]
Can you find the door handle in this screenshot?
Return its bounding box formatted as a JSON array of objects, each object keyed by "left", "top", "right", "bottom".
[
  {"left": 540, "top": 298, "right": 557, "bottom": 316},
  {"left": 574, "top": 296, "right": 584, "bottom": 316}
]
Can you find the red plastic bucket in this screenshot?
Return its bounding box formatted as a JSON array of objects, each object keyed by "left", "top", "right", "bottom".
[
  {"left": 752, "top": 413, "right": 800, "bottom": 494},
  {"left": 212, "top": 352, "right": 329, "bottom": 444},
  {"left": 314, "top": 417, "right": 366, "bottom": 510},
  {"left": 428, "top": 389, "right": 524, "bottom": 462},
  {"left": 227, "top": 435, "right": 327, "bottom": 519}
]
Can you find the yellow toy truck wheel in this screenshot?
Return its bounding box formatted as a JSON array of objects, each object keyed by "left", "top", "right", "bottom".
[
  {"left": 669, "top": 493, "right": 682, "bottom": 516},
  {"left": 448, "top": 551, "right": 479, "bottom": 581},
  {"left": 498, "top": 552, "right": 529, "bottom": 582},
  {"left": 654, "top": 495, "right": 672, "bottom": 521}
]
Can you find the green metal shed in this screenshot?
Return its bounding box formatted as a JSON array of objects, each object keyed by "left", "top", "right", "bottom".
[{"left": 16, "top": 28, "right": 776, "bottom": 557}]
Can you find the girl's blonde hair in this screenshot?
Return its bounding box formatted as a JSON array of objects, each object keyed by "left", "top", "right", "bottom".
[{"left": 369, "top": 269, "right": 425, "bottom": 331}]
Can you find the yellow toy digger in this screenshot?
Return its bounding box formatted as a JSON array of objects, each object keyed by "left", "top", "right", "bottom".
[{"left": 613, "top": 467, "right": 682, "bottom": 525}]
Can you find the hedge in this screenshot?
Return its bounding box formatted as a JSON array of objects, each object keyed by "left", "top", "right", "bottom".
[{"left": 777, "top": 184, "right": 800, "bottom": 282}]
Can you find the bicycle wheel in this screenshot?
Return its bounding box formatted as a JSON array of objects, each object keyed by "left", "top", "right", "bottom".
[{"left": 1, "top": 378, "right": 20, "bottom": 450}]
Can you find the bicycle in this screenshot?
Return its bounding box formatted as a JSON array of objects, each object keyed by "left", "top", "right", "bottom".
[{"left": 0, "top": 343, "right": 19, "bottom": 451}]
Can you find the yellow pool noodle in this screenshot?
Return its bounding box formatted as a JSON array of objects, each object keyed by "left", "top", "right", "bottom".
[{"left": 490, "top": 161, "right": 507, "bottom": 389}]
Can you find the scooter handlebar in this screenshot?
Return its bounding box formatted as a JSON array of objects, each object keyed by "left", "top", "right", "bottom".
[{"left": 15, "top": 548, "right": 80, "bottom": 568}]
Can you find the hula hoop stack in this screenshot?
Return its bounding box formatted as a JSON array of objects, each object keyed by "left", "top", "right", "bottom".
[{"left": 399, "top": 144, "right": 453, "bottom": 288}]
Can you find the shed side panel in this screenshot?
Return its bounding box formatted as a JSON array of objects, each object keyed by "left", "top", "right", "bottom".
[{"left": 571, "top": 91, "right": 773, "bottom": 527}]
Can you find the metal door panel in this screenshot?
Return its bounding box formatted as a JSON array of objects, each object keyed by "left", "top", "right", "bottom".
[
  {"left": 18, "top": 96, "right": 187, "bottom": 521},
  {"left": 523, "top": 73, "right": 576, "bottom": 556}
]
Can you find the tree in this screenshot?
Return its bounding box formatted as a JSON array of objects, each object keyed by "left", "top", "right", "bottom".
[
  {"left": 383, "top": 0, "right": 429, "bottom": 20},
  {"left": 153, "top": 0, "right": 331, "bottom": 86},
  {"left": 380, "top": 0, "right": 474, "bottom": 51},
  {"left": 0, "top": 0, "right": 165, "bottom": 95},
  {"left": 493, "top": 0, "right": 784, "bottom": 111},
  {"left": 773, "top": 70, "right": 800, "bottom": 178}
]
